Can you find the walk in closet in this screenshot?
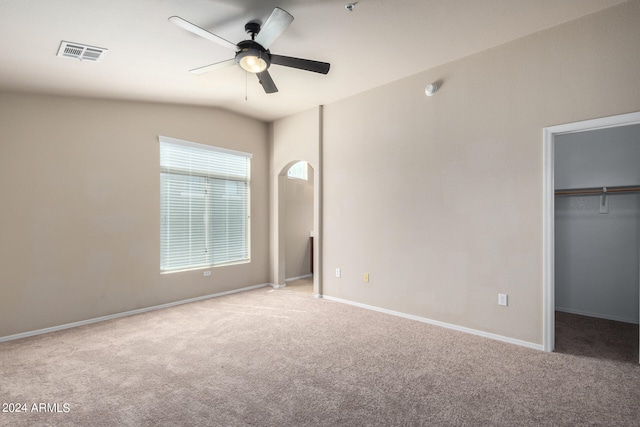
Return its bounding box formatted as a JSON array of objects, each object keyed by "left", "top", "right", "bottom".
[{"left": 554, "top": 124, "right": 640, "bottom": 361}]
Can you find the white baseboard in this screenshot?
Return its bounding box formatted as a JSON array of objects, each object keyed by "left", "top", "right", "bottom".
[
  {"left": 285, "top": 274, "right": 313, "bottom": 282},
  {"left": 556, "top": 306, "right": 639, "bottom": 325},
  {"left": 0, "top": 283, "right": 271, "bottom": 343},
  {"left": 321, "top": 295, "right": 543, "bottom": 351}
]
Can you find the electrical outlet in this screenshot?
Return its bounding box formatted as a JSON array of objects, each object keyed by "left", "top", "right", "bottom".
[
  {"left": 498, "top": 293, "right": 508, "bottom": 306},
  {"left": 203, "top": 271, "right": 211, "bottom": 277},
  {"left": 335, "top": 268, "right": 341, "bottom": 278},
  {"left": 363, "top": 273, "right": 369, "bottom": 282}
]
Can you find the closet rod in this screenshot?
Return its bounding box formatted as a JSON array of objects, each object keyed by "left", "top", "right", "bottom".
[{"left": 555, "top": 185, "right": 640, "bottom": 196}]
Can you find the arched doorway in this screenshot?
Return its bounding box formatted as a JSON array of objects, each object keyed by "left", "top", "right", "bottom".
[{"left": 276, "top": 160, "right": 320, "bottom": 296}]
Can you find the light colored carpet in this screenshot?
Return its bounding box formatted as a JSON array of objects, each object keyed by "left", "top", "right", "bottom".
[
  {"left": 1, "top": 283, "right": 639, "bottom": 426},
  {"left": 283, "top": 277, "right": 314, "bottom": 294}
]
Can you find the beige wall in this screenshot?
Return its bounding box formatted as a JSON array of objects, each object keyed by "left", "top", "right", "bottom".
[
  {"left": 0, "top": 93, "right": 270, "bottom": 338},
  {"left": 321, "top": 0, "right": 640, "bottom": 345},
  {"left": 2, "top": 1, "right": 639, "bottom": 345}
]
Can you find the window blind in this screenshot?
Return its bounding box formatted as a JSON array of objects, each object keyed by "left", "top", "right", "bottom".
[{"left": 159, "top": 136, "right": 252, "bottom": 272}]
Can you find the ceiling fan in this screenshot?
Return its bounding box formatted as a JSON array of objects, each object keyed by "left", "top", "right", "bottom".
[{"left": 169, "top": 7, "right": 330, "bottom": 94}]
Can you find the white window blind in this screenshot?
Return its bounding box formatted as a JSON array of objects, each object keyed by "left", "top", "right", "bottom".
[{"left": 159, "top": 136, "right": 252, "bottom": 272}]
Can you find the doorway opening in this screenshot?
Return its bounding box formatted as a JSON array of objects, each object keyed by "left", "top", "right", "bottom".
[
  {"left": 543, "top": 112, "right": 640, "bottom": 363},
  {"left": 280, "top": 161, "right": 315, "bottom": 295}
]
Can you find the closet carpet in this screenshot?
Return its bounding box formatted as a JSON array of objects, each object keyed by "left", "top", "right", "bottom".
[
  {"left": 1, "top": 283, "right": 639, "bottom": 426},
  {"left": 555, "top": 311, "right": 639, "bottom": 363}
]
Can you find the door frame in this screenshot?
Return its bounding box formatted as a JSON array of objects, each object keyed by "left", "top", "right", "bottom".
[{"left": 542, "top": 111, "right": 640, "bottom": 354}]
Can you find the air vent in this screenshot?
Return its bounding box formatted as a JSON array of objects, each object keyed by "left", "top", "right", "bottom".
[{"left": 57, "top": 41, "right": 107, "bottom": 62}]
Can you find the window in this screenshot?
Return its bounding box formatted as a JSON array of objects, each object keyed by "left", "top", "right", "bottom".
[
  {"left": 287, "top": 161, "right": 308, "bottom": 180},
  {"left": 159, "top": 136, "right": 252, "bottom": 272}
]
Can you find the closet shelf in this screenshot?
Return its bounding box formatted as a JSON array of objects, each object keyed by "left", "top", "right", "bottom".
[{"left": 555, "top": 185, "right": 640, "bottom": 196}]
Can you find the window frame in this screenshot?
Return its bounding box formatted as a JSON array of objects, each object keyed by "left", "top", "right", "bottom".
[{"left": 158, "top": 135, "right": 252, "bottom": 273}]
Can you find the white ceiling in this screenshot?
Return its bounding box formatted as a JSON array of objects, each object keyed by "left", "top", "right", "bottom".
[{"left": 0, "top": 0, "right": 625, "bottom": 122}]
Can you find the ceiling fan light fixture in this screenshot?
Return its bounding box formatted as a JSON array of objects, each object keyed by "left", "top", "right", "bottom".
[
  {"left": 239, "top": 55, "right": 268, "bottom": 73},
  {"left": 236, "top": 46, "right": 270, "bottom": 73}
]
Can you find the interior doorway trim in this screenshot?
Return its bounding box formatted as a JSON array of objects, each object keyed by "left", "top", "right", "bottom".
[{"left": 543, "top": 111, "right": 640, "bottom": 353}]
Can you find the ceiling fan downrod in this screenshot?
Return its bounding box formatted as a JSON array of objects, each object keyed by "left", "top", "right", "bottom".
[{"left": 245, "top": 22, "right": 261, "bottom": 40}]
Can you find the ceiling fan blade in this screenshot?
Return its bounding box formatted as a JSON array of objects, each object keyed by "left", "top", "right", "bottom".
[
  {"left": 189, "top": 58, "right": 235, "bottom": 74},
  {"left": 169, "top": 16, "right": 238, "bottom": 51},
  {"left": 254, "top": 8, "right": 294, "bottom": 49},
  {"left": 270, "top": 55, "right": 330, "bottom": 74},
  {"left": 257, "top": 70, "right": 278, "bottom": 94}
]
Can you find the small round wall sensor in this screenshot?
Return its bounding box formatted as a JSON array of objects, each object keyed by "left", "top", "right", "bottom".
[
  {"left": 425, "top": 83, "right": 438, "bottom": 96},
  {"left": 345, "top": 3, "right": 356, "bottom": 12}
]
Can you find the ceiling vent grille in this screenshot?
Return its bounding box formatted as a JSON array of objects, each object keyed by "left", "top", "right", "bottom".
[{"left": 57, "top": 41, "right": 107, "bottom": 62}]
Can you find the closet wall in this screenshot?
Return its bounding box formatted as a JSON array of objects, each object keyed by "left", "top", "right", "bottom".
[{"left": 555, "top": 124, "right": 640, "bottom": 324}]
